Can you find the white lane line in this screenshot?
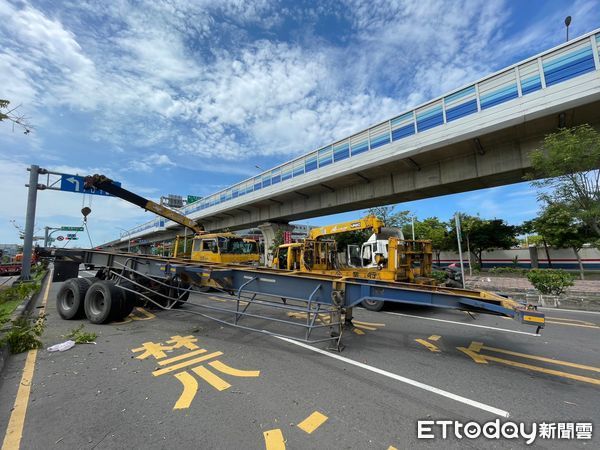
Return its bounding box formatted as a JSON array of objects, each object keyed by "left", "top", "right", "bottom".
[
  {"left": 537, "top": 307, "right": 600, "bottom": 315},
  {"left": 383, "top": 312, "right": 541, "bottom": 337},
  {"left": 275, "top": 336, "right": 509, "bottom": 418}
]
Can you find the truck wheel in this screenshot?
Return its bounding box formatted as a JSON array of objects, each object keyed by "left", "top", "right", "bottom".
[
  {"left": 115, "top": 281, "right": 137, "bottom": 319},
  {"left": 167, "top": 277, "right": 190, "bottom": 308},
  {"left": 84, "top": 280, "right": 122, "bottom": 324},
  {"left": 361, "top": 299, "right": 385, "bottom": 311},
  {"left": 56, "top": 278, "right": 91, "bottom": 319}
]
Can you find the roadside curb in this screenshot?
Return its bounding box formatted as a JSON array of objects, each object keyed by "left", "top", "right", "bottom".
[{"left": 0, "top": 271, "right": 49, "bottom": 374}]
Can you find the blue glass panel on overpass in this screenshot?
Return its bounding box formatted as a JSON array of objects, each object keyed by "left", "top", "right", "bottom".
[
  {"left": 351, "top": 140, "right": 368, "bottom": 155},
  {"left": 391, "top": 124, "right": 415, "bottom": 141},
  {"left": 445, "top": 99, "right": 478, "bottom": 122},
  {"left": 370, "top": 132, "right": 390, "bottom": 149},
  {"left": 333, "top": 143, "right": 349, "bottom": 161}
]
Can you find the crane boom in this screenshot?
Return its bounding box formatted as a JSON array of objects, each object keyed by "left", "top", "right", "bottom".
[
  {"left": 308, "top": 216, "right": 384, "bottom": 240},
  {"left": 84, "top": 174, "right": 204, "bottom": 234}
]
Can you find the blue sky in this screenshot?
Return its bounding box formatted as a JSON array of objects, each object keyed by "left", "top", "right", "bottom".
[{"left": 1, "top": 0, "right": 599, "bottom": 245}]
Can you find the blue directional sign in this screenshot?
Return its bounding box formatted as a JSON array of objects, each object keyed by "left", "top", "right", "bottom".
[{"left": 59, "top": 174, "right": 121, "bottom": 197}]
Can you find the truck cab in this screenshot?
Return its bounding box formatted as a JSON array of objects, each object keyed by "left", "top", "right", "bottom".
[
  {"left": 347, "top": 234, "right": 390, "bottom": 269},
  {"left": 174, "top": 233, "right": 259, "bottom": 265}
]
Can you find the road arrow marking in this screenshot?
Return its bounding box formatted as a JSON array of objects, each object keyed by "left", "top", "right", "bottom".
[
  {"left": 457, "top": 341, "right": 600, "bottom": 385},
  {"left": 66, "top": 176, "right": 80, "bottom": 191},
  {"left": 415, "top": 339, "right": 440, "bottom": 353}
]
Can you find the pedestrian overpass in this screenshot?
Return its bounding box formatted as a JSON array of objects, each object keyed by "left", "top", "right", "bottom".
[{"left": 114, "top": 29, "right": 600, "bottom": 250}]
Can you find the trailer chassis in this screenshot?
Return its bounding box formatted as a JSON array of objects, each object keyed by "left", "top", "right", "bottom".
[{"left": 48, "top": 248, "right": 544, "bottom": 349}]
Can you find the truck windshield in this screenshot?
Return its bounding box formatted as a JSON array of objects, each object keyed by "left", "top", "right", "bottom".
[{"left": 218, "top": 238, "right": 257, "bottom": 254}]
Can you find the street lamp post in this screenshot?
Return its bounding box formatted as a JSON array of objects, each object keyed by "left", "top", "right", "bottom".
[
  {"left": 565, "top": 16, "right": 571, "bottom": 42},
  {"left": 116, "top": 227, "right": 131, "bottom": 252}
]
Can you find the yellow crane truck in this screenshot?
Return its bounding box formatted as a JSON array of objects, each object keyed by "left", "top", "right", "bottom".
[
  {"left": 84, "top": 175, "right": 259, "bottom": 265},
  {"left": 272, "top": 216, "right": 433, "bottom": 283}
]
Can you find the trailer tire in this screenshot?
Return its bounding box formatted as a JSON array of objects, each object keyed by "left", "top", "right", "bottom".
[
  {"left": 115, "top": 281, "right": 137, "bottom": 319},
  {"left": 168, "top": 278, "right": 190, "bottom": 308},
  {"left": 361, "top": 299, "right": 384, "bottom": 311},
  {"left": 84, "top": 280, "right": 122, "bottom": 324},
  {"left": 56, "top": 278, "right": 91, "bottom": 320}
]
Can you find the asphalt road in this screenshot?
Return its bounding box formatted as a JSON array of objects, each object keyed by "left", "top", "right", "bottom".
[{"left": 0, "top": 274, "right": 598, "bottom": 449}]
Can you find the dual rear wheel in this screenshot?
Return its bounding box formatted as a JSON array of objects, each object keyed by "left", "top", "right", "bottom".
[{"left": 56, "top": 278, "right": 136, "bottom": 324}]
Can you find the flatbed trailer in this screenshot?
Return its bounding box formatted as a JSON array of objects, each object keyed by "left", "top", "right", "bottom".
[
  {"left": 46, "top": 248, "right": 545, "bottom": 349},
  {"left": 0, "top": 263, "right": 22, "bottom": 276}
]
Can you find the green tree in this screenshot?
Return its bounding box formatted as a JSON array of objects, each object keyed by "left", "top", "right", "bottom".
[
  {"left": 0, "top": 99, "right": 32, "bottom": 134},
  {"left": 527, "top": 124, "right": 600, "bottom": 237},
  {"left": 366, "top": 206, "right": 411, "bottom": 229},
  {"left": 412, "top": 217, "right": 451, "bottom": 265},
  {"left": 447, "top": 215, "right": 518, "bottom": 267},
  {"left": 530, "top": 203, "right": 591, "bottom": 280},
  {"left": 334, "top": 230, "right": 370, "bottom": 253}
]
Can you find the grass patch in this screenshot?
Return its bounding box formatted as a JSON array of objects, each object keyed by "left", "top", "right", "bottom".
[
  {"left": 0, "top": 269, "right": 46, "bottom": 324},
  {"left": 0, "top": 313, "right": 46, "bottom": 354},
  {"left": 66, "top": 324, "right": 97, "bottom": 344},
  {"left": 0, "top": 298, "right": 22, "bottom": 325}
]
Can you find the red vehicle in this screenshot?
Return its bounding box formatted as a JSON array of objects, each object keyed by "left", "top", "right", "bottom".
[{"left": 0, "top": 252, "right": 38, "bottom": 275}]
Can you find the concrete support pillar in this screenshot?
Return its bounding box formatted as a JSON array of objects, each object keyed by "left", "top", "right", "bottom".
[
  {"left": 529, "top": 245, "right": 539, "bottom": 269},
  {"left": 258, "top": 222, "right": 294, "bottom": 266}
]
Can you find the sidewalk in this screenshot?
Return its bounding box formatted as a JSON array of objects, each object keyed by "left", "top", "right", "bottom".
[
  {"left": 465, "top": 275, "right": 600, "bottom": 294},
  {"left": 465, "top": 275, "right": 600, "bottom": 311}
]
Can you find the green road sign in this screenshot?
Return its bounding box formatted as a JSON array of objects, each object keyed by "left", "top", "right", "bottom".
[
  {"left": 61, "top": 226, "right": 84, "bottom": 231},
  {"left": 187, "top": 195, "right": 202, "bottom": 204}
]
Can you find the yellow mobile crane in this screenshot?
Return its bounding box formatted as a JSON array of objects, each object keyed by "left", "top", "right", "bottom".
[
  {"left": 272, "top": 216, "right": 433, "bottom": 284},
  {"left": 84, "top": 175, "right": 259, "bottom": 265}
]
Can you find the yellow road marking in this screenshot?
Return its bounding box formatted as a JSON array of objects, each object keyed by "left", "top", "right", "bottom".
[
  {"left": 353, "top": 320, "right": 385, "bottom": 327},
  {"left": 152, "top": 352, "right": 223, "bottom": 376},
  {"left": 428, "top": 335, "right": 441, "bottom": 341},
  {"left": 507, "top": 315, "right": 600, "bottom": 329},
  {"left": 192, "top": 366, "right": 231, "bottom": 391},
  {"left": 2, "top": 271, "right": 52, "bottom": 450},
  {"left": 352, "top": 328, "right": 365, "bottom": 335},
  {"left": 546, "top": 316, "right": 596, "bottom": 326},
  {"left": 388, "top": 447, "right": 398, "bottom": 450},
  {"left": 263, "top": 429, "right": 286, "bottom": 450},
  {"left": 457, "top": 347, "right": 489, "bottom": 364},
  {"left": 173, "top": 372, "right": 198, "bottom": 409},
  {"left": 353, "top": 323, "right": 377, "bottom": 331},
  {"left": 458, "top": 341, "right": 600, "bottom": 385},
  {"left": 415, "top": 339, "right": 440, "bottom": 353},
  {"left": 2, "top": 350, "right": 38, "bottom": 450},
  {"left": 545, "top": 320, "right": 598, "bottom": 329},
  {"left": 158, "top": 349, "right": 208, "bottom": 366},
  {"left": 476, "top": 354, "right": 600, "bottom": 385},
  {"left": 477, "top": 344, "right": 600, "bottom": 373},
  {"left": 209, "top": 360, "right": 260, "bottom": 377},
  {"left": 132, "top": 307, "right": 156, "bottom": 320},
  {"left": 297, "top": 411, "right": 328, "bottom": 434}
]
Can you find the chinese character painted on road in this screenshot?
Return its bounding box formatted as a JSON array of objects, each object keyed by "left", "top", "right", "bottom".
[{"left": 132, "top": 335, "right": 260, "bottom": 410}]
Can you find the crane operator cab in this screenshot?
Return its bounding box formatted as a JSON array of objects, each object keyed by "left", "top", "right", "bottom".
[{"left": 188, "top": 233, "right": 259, "bottom": 264}]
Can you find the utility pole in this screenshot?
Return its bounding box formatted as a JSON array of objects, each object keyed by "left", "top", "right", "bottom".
[
  {"left": 411, "top": 216, "right": 415, "bottom": 240},
  {"left": 454, "top": 213, "right": 466, "bottom": 289},
  {"left": 21, "top": 165, "right": 42, "bottom": 280}
]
